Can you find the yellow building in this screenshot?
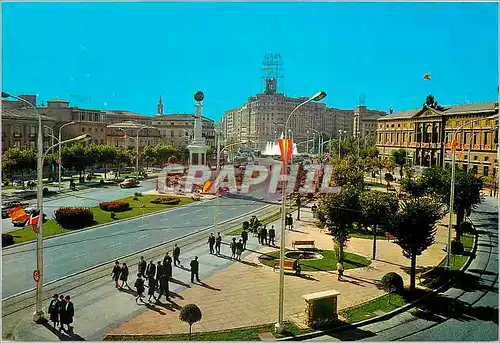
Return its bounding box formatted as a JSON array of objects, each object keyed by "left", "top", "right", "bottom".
[{"left": 376, "top": 101, "right": 498, "bottom": 180}]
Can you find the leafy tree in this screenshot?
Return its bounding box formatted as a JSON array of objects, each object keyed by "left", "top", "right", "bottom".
[
  {"left": 179, "top": 304, "right": 202, "bottom": 340},
  {"left": 330, "top": 156, "right": 365, "bottom": 190},
  {"left": 384, "top": 158, "right": 395, "bottom": 174},
  {"left": 140, "top": 145, "right": 157, "bottom": 168},
  {"left": 97, "top": 145, "right": 118, "bottom": 178},
  {"left": 317, "top": 185, "right": 362, "bottom": 261},
  {"left": 155, "top": 144, "right": 178, "bottom": 165},
  {"left": 360, "top": 190, "right": 399, "bottom": 259},
  {"left": 389, "top": 197, "right": 441, "bottom": 291},
  {"left": 384, "top": 173, "right": 394, "bottom": 187},
  {"left": 114, "top": 149, "right": 133, "bottom": 177},
  {"left": 61, "top": 143, "right": 96, "bottom": 183},
  {"left": 392, "top": 149, "right": 407, "bottom": 179},
  {"left": 1, "top": 148, "right": 36, "bottom": 186},
  {"left": 399, "top": 178, "right": 426, "bottom": 199}
]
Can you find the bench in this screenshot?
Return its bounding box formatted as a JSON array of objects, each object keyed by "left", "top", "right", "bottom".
[
  {"left": 417, "top": 269, "right": 434, "bottom": 283},
  {"left": 292, "top": 240, "right": 316, "bottom": 250},
  {"left": 385, "top": 233, "right": 395, "bottom": 241},
  {"left": 273, "top": 260, "right": 295, "bottom": 272}
]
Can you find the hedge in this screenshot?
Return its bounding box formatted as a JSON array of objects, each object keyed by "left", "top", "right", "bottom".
[
  {"left": 54, "top": 207, "right": 94, "bottom": 230},
  {"left": 381, "top": 272, "right": 404, "bottom": 294},
  {"left": 151, "top": 197, "right": 181, "bottom": 205},
  {"left": 99, "top": 201, "right": 131, "bottom": 212}
]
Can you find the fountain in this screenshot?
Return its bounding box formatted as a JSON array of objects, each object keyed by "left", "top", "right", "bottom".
[
  {"left": 262, "top": 141, "right": 298, "bottom": 156},
  {"left": 284, "top": 251, "right": 323, "bottom": 260}
]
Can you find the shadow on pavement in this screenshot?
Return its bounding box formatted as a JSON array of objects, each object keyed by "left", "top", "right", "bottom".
[
  {"left": 154, "top": 300, "right": 179, "bottom": 311},
  {"left": 117, "top": 287, "right": 136, "bottom": 296},
  {"left": 422, "top": 268, "right": 498, "bottom": 294},
  {"left": 298, "top": 273, "right": 319, "bottom": 282},
  {"left": 170, "top": 277, "right": 191, "bottom": 288},
  {"left": 143, "top": 303, "right": 166, "bottom": 315},
  {"left": 319, "top": 327, "right": 376, "bottom": 341},
  {"left": 42, "top": 321, "right": 86, "bottom": 341},
  {"left": 468, "top": 268, "right": 498, "bottom": 276},
  {"left": 169, "top": 291, "right": 184, "bottom": 300},
  {"left": 197, "top": 281, "right": 221, "bottom": 291}
]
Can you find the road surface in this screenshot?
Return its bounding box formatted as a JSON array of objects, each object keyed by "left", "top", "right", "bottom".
[
  {"left": 2, "top": 183, "right": 279, "bottom": 298},
  {"left": 312, "top": 196, "right": 499, "bottom": 341}
]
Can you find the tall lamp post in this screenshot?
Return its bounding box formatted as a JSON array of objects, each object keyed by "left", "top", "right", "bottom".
[
  {"left": 276, "top": 91, "right": 326, "bottom": 333},
  {"left": 4, "top": 89, "right": 91, "bottom": 323},
  {"left": 338, "top": 130, "right": 347, "bottom": 159},
  {"left": 58, "top": 122, "right": 75, "bottom": 189},
  {"left": 432, "top": 109, "right": 497, "bottom": 268}
]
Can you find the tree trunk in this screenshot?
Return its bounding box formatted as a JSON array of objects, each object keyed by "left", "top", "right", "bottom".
[
  {"left": 372, "top": 225, "right": 377, "bottom": 260},
  {"left": 338, "top": 243, "right": 344, "bottom": 263},
  {"left": 399, "top": 166, "right": 404, "bottom": 179},
  {"left": 456, "top": 207, "right": 465, "bottom": 242},
  {"left": 410, "top": 253, "right": 417, "bottom": 292},
  {"left": 188, "top": 324, "right": 192, "bottom": 341}
]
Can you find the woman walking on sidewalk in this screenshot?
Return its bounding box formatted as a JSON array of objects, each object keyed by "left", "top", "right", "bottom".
[
  {"left": 147, "top": 274, "right": 157, "bottom": 302},
  {"left": 134, "top": 273, "right": 145, "bottom": 303},
  {"left": 111, "top": 261, "right": 121, "bottom": 288},
  {"left": 119, "top": 262, "right": 130, "bottom": 289}
]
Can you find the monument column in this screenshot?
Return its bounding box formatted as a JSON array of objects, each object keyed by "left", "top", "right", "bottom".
[{"left": 187, "top": 91, "right": 209, "bottom": 166}]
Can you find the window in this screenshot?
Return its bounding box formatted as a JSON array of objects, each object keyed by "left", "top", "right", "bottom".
[
  {"left": 30, "top": 126, "right": 36, "bottom": 137},
  {"left": 473, "top": 133, "right": 477, "bottom": 145},
  {"left": 14, "top": 126, "right": 21, "bottom": 137},
  {"left": 82, "top": 128, "right": 85, "bottom": 132},
  {"left": 472, "top": 165, "right": 478, "bottom": 174},
  {"left": 14, "top": 141, "right": 21, "bottom": 148},
  {"left": 171, "top": 131, "right": 174, "bottom": 137},
  {"left": 484, "top": 132, "right": 489, "bottom": 145},
  {"left": 484, "top": 166, "right": 490, "bottom": 176},
  {"left": 485, "top": 156, "right": 489, "bottom": 162},
  {"left": 474, "top": 155, "right": 478, "bottom": 161}
]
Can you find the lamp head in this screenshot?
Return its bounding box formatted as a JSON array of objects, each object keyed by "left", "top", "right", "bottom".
[
  {"left": 311, "top": 91, "right": 327, "bottom": 102},
  {"left": 1, "top": 92, "right": 12, "bottom": 99}
]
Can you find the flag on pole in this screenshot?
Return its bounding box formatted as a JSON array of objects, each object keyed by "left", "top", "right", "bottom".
[
  {"left": 278, "top": 138, "right": 294, "bottom": 165},
  {"left": 423, "top": 73, "right": 432, "bottom": 80},
  {"left": 27, "top": 212, "right": 40, "bottom": 232},
  {"left": 202, "top": 180, "right": 213, "bottom": 193}
]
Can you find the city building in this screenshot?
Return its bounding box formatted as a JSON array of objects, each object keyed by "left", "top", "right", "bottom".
[
  {"left": 376, "top": 100, "right": 499, "bottom": 180},
  {"left": 353, "top": 105, "right": 387, "bottom": 140},
  {"left": 1, "top": 98, "right": 56, "bottom": 151}
]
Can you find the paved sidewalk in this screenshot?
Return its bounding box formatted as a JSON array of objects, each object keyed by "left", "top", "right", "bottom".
[{"left": 108, "top": 206, "right": 448, "bottom": 337}]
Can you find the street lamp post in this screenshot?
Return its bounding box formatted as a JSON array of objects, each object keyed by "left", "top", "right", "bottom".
[
  {"left": 338, "top": 130, "right": 346, "bottom": 159},
  {"left": 3, "top": 90, "right": 91, "bottom": 323},
  {"left": 275, "top": 91, "right": 326, "bottom": 333},
  {"left": 58, "top": 122, "right": 75, "bottom": 189}
]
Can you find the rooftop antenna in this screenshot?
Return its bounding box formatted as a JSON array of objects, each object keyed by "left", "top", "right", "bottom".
[{"left": 261, "top": 53, "right": 284, "bottom": 95}]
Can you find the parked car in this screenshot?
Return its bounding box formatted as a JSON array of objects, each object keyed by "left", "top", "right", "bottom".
[
  {"left": 1, "top": 201, "right": 29, "bottom": 219},
  {"left": 119, "top": 178, "right": 140, "bottom": 188}
]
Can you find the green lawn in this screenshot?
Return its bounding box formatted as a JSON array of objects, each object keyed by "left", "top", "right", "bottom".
[
  {"left": 7, "top": 195, "right": 193, "bottom": 244},
  {"left": 339, "top": 232, "right": 476, "bottom": 323},
  {"left": 104, "top": 322, "right": 313, "bottom": 341},
  {"left": 350, "top": 228, "right": 386, "bottom": 240},
  {"left": 258, "top": 249, "right": 371, "bottom": 272}
]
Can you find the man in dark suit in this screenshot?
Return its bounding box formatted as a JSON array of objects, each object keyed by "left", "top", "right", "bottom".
[
  {"left": 61, "top": 295, "right": 75, "bottom": 333},
  {"left": 157, "top": 273, "right": 169, "bottom": 301},
  {"left": 190, "top": 256, "right": 200, "bottom": 283},
  {"left": 138, "top": 256, "right": 147, "bottom": 278},
  {"left": 241, "top": 229, "right": 248, "bottom": 250},
  {"left": 163, "top": 252, "right": 172, "bottom": 267},
  {"left": 215, "top": 232, "right": 222, "bottom": 255},
  {"left": 173, "top": 244, "right": 181, "bottom": 267},
  {"left": 268, "top": 225, "right": 276, "bottom": 245},
  {"left": 156, "top": 261, "right": 163, "bottom": 285},
  {"left": 146, "top": 260, "right": 156, "bottom": 279},
  {"left": 208, "top": 233, "right": 216, "bottom": 254},
  {"left": 261, "top": 225, "right": 268, "bottom": 245}
]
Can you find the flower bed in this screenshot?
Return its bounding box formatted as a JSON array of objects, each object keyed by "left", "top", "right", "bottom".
[
  {"left": 54, "top": 207, "right": 94, "bottom": 230},
  {"left": 151, "top": 197, "right": 181, "bottom": 205},
  {"left": 99, "top": 201, "right": 131, "bottom": 212}
]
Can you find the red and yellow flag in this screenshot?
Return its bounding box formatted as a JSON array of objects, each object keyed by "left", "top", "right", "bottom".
[
  {"left": 278, "top": 139, "right": 293, "bottom": 165},
  {"left": 202, "top": 180, "right": 213, "bottom": 193},
  {"left": 9, "top": 206, "right": 28, "bottom": 222},
  {"left": 423, "top": 73, "right": 431, "bottom": 80}
]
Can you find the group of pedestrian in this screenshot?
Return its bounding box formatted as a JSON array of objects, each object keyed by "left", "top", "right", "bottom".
[
  {"left": 111, "top": 261, "right": 130, "bottom": 289},
  {"left": 48, "top": 294, "right": 75, "bottom": 333},
  {"left": 256, "top": 224, "right": 276, "bottom": 245},
  {"left": 229, "top": 237, "right": 244, "bottom": 260},
  {"left": 207, "top": 233, "right": 223, "bottom": 255}
]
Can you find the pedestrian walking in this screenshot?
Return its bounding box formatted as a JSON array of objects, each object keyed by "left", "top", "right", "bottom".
[
  {"left": 147, "top": 275, "right": 157, "bottom": 302},
  {"left": 311, "top": 204, "right": 317, "bottom": 218},
  {"left": 257, "top": 226, "right": 263, "bottom": 244},
  {"left": 111, "top": 261, "right": 121, "bottom": 288},
  {"left": 208, "top": 233, "right": 216, "bottom": 254},
  {"left": 286, "top": 213, "right": 293, "bottom": 230},
  {"left": 156, "top": 261, "right": 163, "bottom": 284},
  {"left": 215, "top": 232, "right": 222, "bottom": 254},
  {"left": 163, "top": 252, "right": 172, "bottom": 267},
  {"left": 146, "top": 260, "right": 156, "bottom": 280},
  {"left": 230, "top": 237, "right": 237, "bottom": 259},
  {"left": 268, "top": 225, "right": 276, "bottom": 245},
  {"left": 241, "top": 229, "right": 248, "bottom": 250},
  {"left": 261, "top": 225, "right": 268, "bottom": 245},
  {"left": 138, "top": 256, "right": 146, "bottom": 278},
  {"left": 56, "top": 295, "right": 65, "bottom": 331},
  {"left": 293, "top": 258, "right": 302, "bottom": 276},
  {"left": 157, "top": 273, "right": 170, "bottom": 301},
  {"left": 60, "top": 295, "right": 74, "bottom": 333},
  {"left": 48, "top": 294, "right": 60, "bottom": 328},
  {"left": 337, "top": 261, "right": 344, "bottom": 281},
  {"left": 119, "top": 263, "right": 130, "bottom": 289},
  {"left": 190, "top": 256, "right": 201, "bottom": 283},
  {"left": 134, "top": 273, "right": 145, "bottom": 303},
  {"left": 173, "top": 243, "right": 181, "bottom": 266},
  {"left": 236, "top": 239, "right": 243, "bottom": 261}
]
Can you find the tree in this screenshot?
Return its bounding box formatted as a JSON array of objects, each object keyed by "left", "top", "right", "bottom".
[
  {"left": 317, "top": 185, "right": 362, "bottom": 261},
  {"left": 1, "top": 148, "right": 36, "bottom": 186},
  {"left": 155, "top": 144, "right": 178, "bottom": 165},
  {"left": 61, "top": 143, "right": 97, "bottom": 183},
  {"left": 330, "top": 156, "right": 365, "bottom": 190},
  {"left": 389, "top": 197, "right": 441, "bottom": 291},
  {"left": 97, "top": 145, "right": 118, "bottom": 178},
  {"left": 114, "top": 149, "right": 133, "bottom": 177},
  {"left": 399, "top": 177, "right": 426, "bottom": 199},
  {"left": 392, "top": 149, "right": 407, "bottom": 179},
  {"left": 179, "top": 304, "right": 202, "bottom": 341},
  {"left": 360, "top": 190, "right": 399, "bottom": 260},
  {"left": 140, "top": 145, "right": 157, "bottom": 168}
]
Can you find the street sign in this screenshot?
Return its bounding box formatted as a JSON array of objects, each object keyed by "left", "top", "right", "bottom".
[{"left": 33, "top": 269, "right": 40, "bottom": 282}]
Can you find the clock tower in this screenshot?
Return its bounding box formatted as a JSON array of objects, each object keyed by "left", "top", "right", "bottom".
[{"left": 157, "top": 95, "right": 164, "bottom": 115}]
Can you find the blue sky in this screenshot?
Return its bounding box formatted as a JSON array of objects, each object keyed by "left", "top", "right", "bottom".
[{"left": 2, "top": 2, "right": 498, "bottom": 120}]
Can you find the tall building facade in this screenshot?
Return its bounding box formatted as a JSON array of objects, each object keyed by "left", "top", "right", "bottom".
[
  {"left": 376, "top": 101, "right": 499, "bottom": 180},
  {"left": 353, "top": 105, "right": 387, "bottom": 139}
]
